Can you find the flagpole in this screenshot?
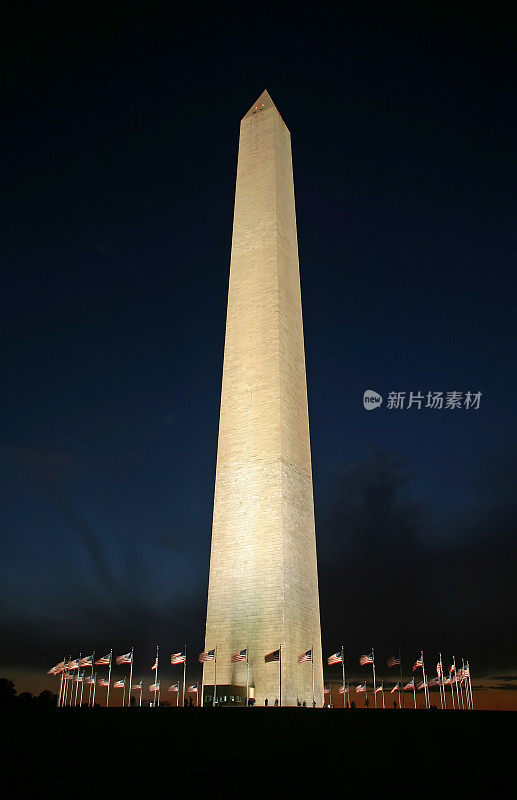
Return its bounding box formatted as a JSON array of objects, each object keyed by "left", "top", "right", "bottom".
[
  {"left": 382, "top": 682, "right": 385, "bottom": 709},
  {"left": 155, "top": 645, "right": 159, "bottom": 708},
  {"left": 57, "top": 665, "right": 64, "bottom": 708},
  {"left": 212, "top": 646, "right": 217, "bottom": 706},
  {"left": 246, "top": 645, "right": 249, "bottom": 708},
  {"left": 311, "top": 645, "right": 315, "bottom": 708},
  {"left": 127, "top": 647, "right": 133, "bottom": 708},
  {"left": 398, "top": 650, "right": 402, "bottom": 709},
  {"left": 139, "top": 683, "right": 142, "bottom": 707},
  {"left": 341, "top": 646, "right": 346, "bottom": 709},
  {"left": 369, "top": 652, "right": 375, "bottom": 707},
  {"left": 106, "top": 649, "right": 112, "bottom": 708},
  {"left": 74, "top": 653, "right": 81, "bottom": 707},
  {"left": 80, "top": 674, "right": 84, "bottom": 707},
  {"left": 279, "top": 644, "right": 282, "bottom": 708},
  {"left": 197, "top": 681, "right": 199, "bottom": 706},
  {"left": 440, "top": 653, "right": 446, "bottom": 709},
  {"left": 462, "top": 660, "right": 470, "bottom": 709},
  {"left": 412, "top": 679, "right": 416, "bottom": 709},
  {"left": 452, "top": 657, "right": 460, "bottom": 708},
  {"left": 182, "top": 645, "right": 186, "bottom": 708},
  {"left": 89, "top": 651, "right": 95, "bottom": 707},
  {"left": 92, "top": 675, "right": 96, "bottom": 707},
  {"left": 123, "top": 678, "right": 126, "bottom": 708},
  {"left": 421, "top": 651, "right": 429, "bottom": 709}
]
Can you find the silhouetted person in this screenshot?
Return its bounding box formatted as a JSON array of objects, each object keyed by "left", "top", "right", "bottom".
[
  {"left": 264, "top": 697, "right": 268, "bottom": 707},
  {"left": 297, "top": 699, "right": 301, "bottom": 707},
  {"left": 274, "top": 698, "right": 279, "bottom": 706},
  {"left": 350, "top": 700, "right": 356, "bottom": 709},
  {"left": 312, "top": 700, "right": 316, "bottom": 708},
  {"left": 302, "top": 700, "right": 306, "bottom": 707},
  {"left": 393, "top": 700, "right": 397, "bottom": 709}
]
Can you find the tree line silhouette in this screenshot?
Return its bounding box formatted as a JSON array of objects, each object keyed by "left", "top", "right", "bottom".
[{"left": 0, "top": 678, "right": 57, "bottom": 708}]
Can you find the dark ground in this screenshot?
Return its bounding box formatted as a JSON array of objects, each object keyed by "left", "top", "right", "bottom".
[{"left": 2, "top": 708, "right": 514, "bottom": 799}]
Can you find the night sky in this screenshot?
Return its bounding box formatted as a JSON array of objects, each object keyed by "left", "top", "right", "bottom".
[{"left": 2, "top": 3, "right": 516, "bottom": 705}]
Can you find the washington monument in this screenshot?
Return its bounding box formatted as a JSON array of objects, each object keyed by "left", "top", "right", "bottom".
[{"left": 203, "top": 90, "right": 323, "bottom": 706}]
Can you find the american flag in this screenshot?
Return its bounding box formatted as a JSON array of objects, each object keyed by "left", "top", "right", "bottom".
[
  {"left": 74, "top": 673, "right": 84, "bottom": 683},
  {"left": 113, "top": 680, "right": 125, "bottom": 689},
  {"left": 95, "top": 653, "right": 111, "bottom": 666},
  {"left": 391, "top": 683, "right": 400, "bottom": 694},
  {"left": 387, "top": 656, "right": 401, "bottom": 668},
  {"left": 131, "top": 682, "right": 142, "bottom": 690},
  {"left": 116, "top": 652, "right": 132, "bottom": 665},
  {"left": 403, "top": 680, "right": 414, "bottom": 691},
  {"left": 324, "top": 686, "right": 330, "bottom": 693},
  {"left": 449, "top": 663, "right": 455, "bottom": 674},
  {"left": 413, "top": 658, "right": 423, "bottom": 671},
  {"left": 327, "top": 650, "right": 343, "bottom": 665},
  {"left": 149, "top": 682, "right": 160, "bottom": 692},
  {"left": 264, "top": 649, "right": 280, "bottom": 663},
  {"left": 84, "top": 675, "right": 95, "bottom": 685},
  {"left": 436, "top": 661, "right": 442, "bottom": 676},
  {"left": 199, "top": 649, "right": 215, "bottom": 663},
  {"left": 171, "top": 652, "right": 186, "bottom": 665},
  {"left": 168, "top": 683, "right": 179, "bottom": 693},
  {"left": 67, "top": 659, "right": 79, "bottom": 670},
  {"left": 47, "top": 661, "right": 64, "bottom": 675},
  {"left": 359, "top": 653, "right": 374, "bottom": 666},
  {"left": 188, "top": 684, "right": 198, "bottom": 692},
  {"left": 98, "top": 678, "right": 109, "bottom": 687},
  {"left": 78, "top": 655, "right": 93, "bottom": 668},
  {"left": 355, "top": 683, "right": 366, "bottom": 693},
  {"left": 443, "top": 676, "right": 451, "bottom": 685},
  {"left": 428, "top": 677, "right": 439, "bottom": 687},
  {"left": 375, "top": 684, "right": 383, "bottom": 693},
  {"left": 298, "top": 649, "right": 312, "bottom": 663},
  {"left": 463, "top": 664, "right": 470, "bottom": 678},
  {"left": 417, "top": 680, "right": 427, "bottom": 690},
  {"left": 231, "top": 649, "right": 247, "bottom": 662},
  {"left": 339, "top": 685, "right": 349, "bottom": 694},
  {"left": 151, "top": 657, "right": 158, "bottom": 670}
]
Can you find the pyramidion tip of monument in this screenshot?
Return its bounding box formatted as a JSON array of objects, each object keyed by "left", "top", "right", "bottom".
[{"left": 243, "top": 89, "right": 278, "bottom": 119}]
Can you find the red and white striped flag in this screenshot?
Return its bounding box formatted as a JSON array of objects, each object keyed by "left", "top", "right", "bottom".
[
  {"left": 359, "top": 653, "right": 374, "bottom": 666},
  {"left": 355, "top": 683, "right": 366, "bottom": 693},
  {"left": 170, "top": 652, "right": 186, "bottom": 665},
  {"left": 149, "top": 682, "right": 160, "bottom": 692},
  {"left": 391, "top": 683, "right": 400, "bottom": 694},
  {"left": 116, "top": 652, "right": 132, "bottom": 665},
  {"left": 298, "top": 649, "right": 312, "bottom": 663},
  {"left": 168, "top": 683, "right": 179, "bottom": 693},
  {"left": 113, "top": 679, "right": 125, "bottom": 689},
  {"left": 188, "top": 684, "right": 198, "bottom": 693},
  {"left": 403, "top": 680, "right": 414, "bottom": 691},
  {"left": 375, "top": 684, "right": 383, "bottom": 693},
  {"left": 98, "top": 678, "right": 109, "bottom": 687},
  {"left": 328, "top": 650, "right": 343, "bottom": 665},
  {"left": 413, "top": 658, "right": 423, "bottom": 671},
  {"left": 95, "top": 653, "right": 111, "bottom": 666},
  {"left": 151, "top": 657, "right": 158, "bottom": 671},
  {"left": 231, "top": 649, "right": 247, "bottom": 663},
  {"left": 387, "top": 656, "right": 401, "bottom": 668},
  {"left": 199, "top": 649, "right": 215, "bottom": 663}
]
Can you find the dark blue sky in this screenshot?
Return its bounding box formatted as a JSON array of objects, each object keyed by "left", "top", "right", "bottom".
[{"left": 1, "top": 3, "right": 516, "bottom": 686}]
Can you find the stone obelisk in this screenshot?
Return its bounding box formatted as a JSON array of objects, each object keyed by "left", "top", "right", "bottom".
[{"left": 203, "top": 90, "right": 323, "bottom": 707}]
